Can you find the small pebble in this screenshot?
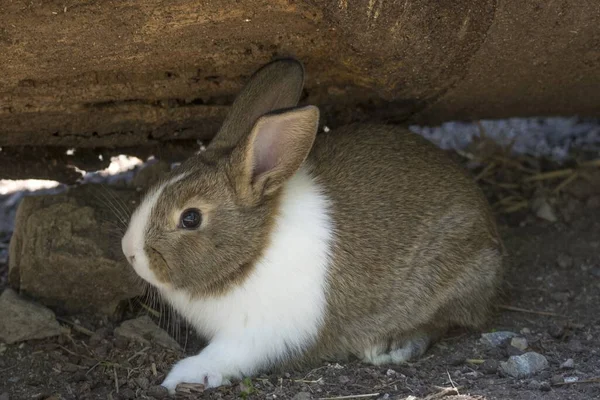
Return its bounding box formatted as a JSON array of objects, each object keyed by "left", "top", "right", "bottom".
[
  {"left": 532, "top": 197, "right": 557, "bottom": 222},
  {"left": 480, "top": 331, "right": 518, "bottom": 348},
  {"left": 540, "top": 381, "right": 552, "bottom": 392},
  {"left": 520, "top": 328, "right": 531, "bottom": 335},
  {"left": 292, "top": 392, "right": 312, "bottom": 400},
  {"left": 510, "top": 337, "right": 528, "bottom": 351},
  {"left": 548, "top": 325, "right": 565, "bottom": 339},
  {"left": 385, "top": 369, "right": 396, "bottom": 376},
  {"left": 147, "top": 385, "right": 168, "bottom": 400},
  {"left": 550, "top": 375, "right": 564, "bottom": 385},
  {"left": 500, "top": 352, "right": 549, "bottom": 378},
  {"left": 135, "top": 377, "right": 150, "bottom": 390},
  {"left": 560, "top": 358, "right": 575, "bottom": 369},
  {"left": 564, "top": 376, "right": 579, "bottom": 383},
  {"left": 119, "top": 388, "right": 136, "bottom": 399},
  {"left": 338, "top": 375, "right": 350, "bottom": 384},
  {"left": 62, "top": 363, "right": 79, "bottom": 373},
  {"left": 480, "top": 359, "right": 500, "bottom": 375},
  {"left": 0, "top": 393, "right": 8, "bottom": 400},
  {"left": 114, "top": 336, "right": 129, "bottom": 350},
  {"left": 527, "top": 380, "right": 541, "bottom": 390},
  {"left": 556, "top": 253, "right": 573, "bottom": 269}
]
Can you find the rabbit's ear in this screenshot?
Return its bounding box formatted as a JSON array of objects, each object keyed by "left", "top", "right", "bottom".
[
  {"left": 230, "top": 105, "right": 319, "bottom": 203},
  {"left": 209, "top": 58, "right": 305, "bottom": 151}
]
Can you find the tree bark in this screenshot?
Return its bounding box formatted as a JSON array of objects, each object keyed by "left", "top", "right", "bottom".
[{"left": 0, "top": 0, "right": 598, "bottom": 177}]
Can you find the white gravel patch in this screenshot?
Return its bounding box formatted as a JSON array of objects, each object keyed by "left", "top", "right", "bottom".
[{"left": 411, "top": 117, "right": 600, "bottom": 162}]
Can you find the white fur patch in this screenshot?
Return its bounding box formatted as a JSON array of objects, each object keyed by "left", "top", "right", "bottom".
[
  {"left": 121, "top": 173, "right": 187, "bottom": 287},
  {"left": 159, "top": 166, "right": 334, "bottom": 392}
]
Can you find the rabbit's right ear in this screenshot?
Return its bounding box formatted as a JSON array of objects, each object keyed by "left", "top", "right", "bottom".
[{"left": 208, "top": 58, "right": 305, "bottom": 151}]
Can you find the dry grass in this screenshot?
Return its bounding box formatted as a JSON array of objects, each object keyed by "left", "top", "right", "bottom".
[{"left": 456, "top": 126, "right": 600, "bottom": 215}]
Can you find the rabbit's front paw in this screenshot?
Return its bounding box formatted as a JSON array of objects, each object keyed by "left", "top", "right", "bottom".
[{"left": 161, "top": 355, "right": 226, "bottom": 394}]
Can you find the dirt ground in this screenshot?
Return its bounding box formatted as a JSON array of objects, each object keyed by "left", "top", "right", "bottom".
[{"left": 1, "top": 160, "right": 600, "bottom": 400}]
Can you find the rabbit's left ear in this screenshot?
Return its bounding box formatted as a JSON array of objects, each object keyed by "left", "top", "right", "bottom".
[
  {"left": 209, "top": 58, "right": 306, "bottom": 151},
  {"left": 230, "top": 105, "right": 319, "bottom": 203}
]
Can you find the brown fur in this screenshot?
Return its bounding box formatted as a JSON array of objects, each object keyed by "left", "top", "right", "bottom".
[
  {"left": 304, "top": 124, "right": 504, "bottom": 362},
  {"left": 136, "top": 58, "right": 504, "bottom": 367}
]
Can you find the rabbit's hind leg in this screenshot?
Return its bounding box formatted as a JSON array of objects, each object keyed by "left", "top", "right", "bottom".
[{"left": 361, "top": 334, "right": 432, "bottom": 366}]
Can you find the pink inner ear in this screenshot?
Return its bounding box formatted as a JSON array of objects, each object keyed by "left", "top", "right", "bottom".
[{"left": 251, "top": 118, "right": 282, "bottom": 178}]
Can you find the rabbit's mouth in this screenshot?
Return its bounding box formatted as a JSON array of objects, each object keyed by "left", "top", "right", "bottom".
[{"left": 141, "top": 246, "right": 173, "bottom": 287}]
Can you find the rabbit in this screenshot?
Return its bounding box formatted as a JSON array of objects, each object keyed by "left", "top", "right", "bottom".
[{"left": 121, "top": 58, "right": 504, "bottom": 394}]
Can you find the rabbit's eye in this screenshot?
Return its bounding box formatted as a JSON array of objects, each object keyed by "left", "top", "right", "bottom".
[{"left": 180, "top": 208, "right": 202, "bottom": 229}]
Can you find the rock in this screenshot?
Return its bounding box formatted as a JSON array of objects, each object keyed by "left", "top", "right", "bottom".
[
  {"left": 548, "top": 324, "right": 565, "bottom": 339},
  {"left": 0, "top": 393, "right": 8, "bottom": 400},
  {"left": 527, "top": 380, "right": 541, "bottom": 390},
  {"left": 531, "top": 197, "right": 557, "bottom": 222},
  {"left": 119, "top": 388, "right": 136, "bottom": 399},
  {"left": 89, "top": 327, "right": 109, "bottom": 347},
  {"left": 551, "top": 375, "right": 564, "bottom": 385},
  {"left": 560, "top": 358, "right": 575, "bottom": 369},
  {"left": 480, "top": 359, "right": 500, "bottom": 375},
  {"left": 147, "top": 385, "right": 168, "bottom": 400},
  {"left": 131, "top": 160, "right": 171, "bottom": 189},
  {"left": 510, "top": 337, "right": 528, "bottom": 351},
  {"left": 500, "top": 352, "right": 549, "bottom": 378},
  {"left": 540, "top": 381, "right": 552, "bottom": 391},
  {"left": 8, "top": 185, "right": 144, "bottom": 315},
  {"left": 114, "top": 316, "right": 180, "bottom": 351},
  {"left": 556, "top": 253, "right": 573, "bottom": 269},
  {"left": 135, "top": 377, "right": 150, "bottom": 390},
  {"left": 520, "top": 328, "right": 532, "bottom": 335},
  {"left": 480, "top": 331, "right": 518, "bottom": 347},
  {"left": 0, "top": 288, "right": 63, "bottom": 344},
  {"left": 292, "top": 393, "right": 312, "bottom": 400},
  {"left": 338, "top": 375, "right": 351, "bottom": 384}
]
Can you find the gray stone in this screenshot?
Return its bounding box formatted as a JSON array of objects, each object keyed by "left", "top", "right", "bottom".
[
  {"left": 532, "top": 197, "right": 557, "bottom": 222},
  {"left": 556, "top": 253, "right": 573, "bottom": 269},
  {"left": 510, "top": 337, "right": 528, "bottom": 351},
  {"left": 480, "top": 331, "right": 518, "bottom": 347},
  {"left": 480, "top": 359, "right": 500, "bottom": 375},
  {"left": 135, "top": 377, "right": 150, "bottom": 390},
  {"left": 0, "top": 288, "right": 63, "bottom": 344},
  {"left": 527, "top": 380, "right": 542, "bottom": 390},
  {"left": 560, "top": 358, "right": 575, "bottom": 369},
  {"left": 8, "top": 185, "right": 144, "bottom": 315},
  {"left": 114, "top": 316, "right": 180, "bottom": 351},
  {"left": 500, "top": 352, "right": 549, "bottom": 378},
  {"left": 147, "top": 385, "right": 168, "bottom": 399}
]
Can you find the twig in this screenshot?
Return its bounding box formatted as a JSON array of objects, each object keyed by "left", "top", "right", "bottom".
[
  {"left": 499, "top": 304, "right": 569, "bottom": 318},
  {"left": 318, "top": 394, "right": 380, "bottom": 400},
  {"left": 426, "top": 387, "right": 460, "bottom": 400},
  {"left": 127, "top": 346, "right": 150, "bottom": 362},
  {"left": 524, "top": 169, "right": 574, "bottom": 182},
  {"left": 446, "top": 370, "right": 458, "bottom": 392},
  {"left": 553, "top": 171, "right": 579, "bottom": 193},
  {"left": 114, "top": 366, "right": 119, "bottom": 394},
  {"left": 552, "top": 377, "right": 600, "bottom": 386},
  {"left": 138, "top": 300, "right": 162, "bottom": 318},
  {"left": 57, "top": 317, "right": 95, "bottom": 336}
]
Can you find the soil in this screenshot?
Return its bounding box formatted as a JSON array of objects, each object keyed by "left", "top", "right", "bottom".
[{"left": 1, "top": 168, "right": 600, "bottom": 399}]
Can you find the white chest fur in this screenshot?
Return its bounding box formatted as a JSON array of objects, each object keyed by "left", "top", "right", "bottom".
[{"left": 159, "top": 167, "right": 334, "bottom": 389}]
